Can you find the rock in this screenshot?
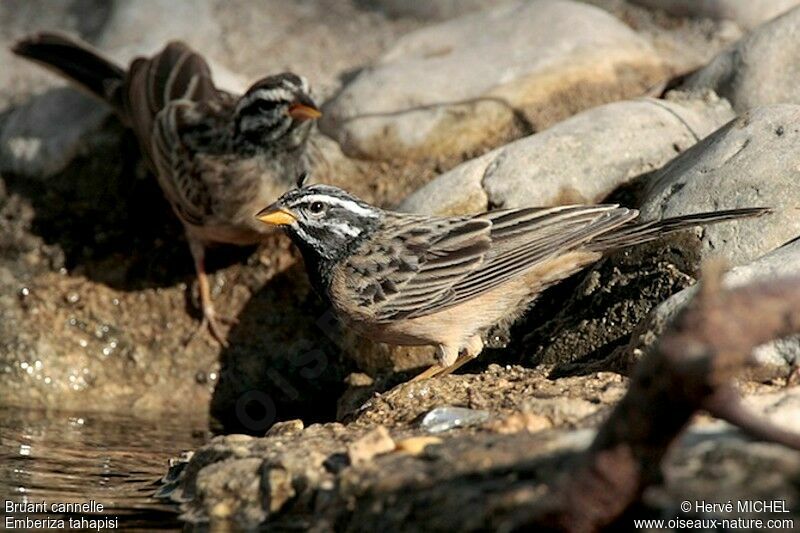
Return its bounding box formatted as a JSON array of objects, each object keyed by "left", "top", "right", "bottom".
[
  {"left": 347, "top": 425, "right": 395, "bottom": 464},
  {"left": 0, "top": 0, "right": 113, "bottom": 109},
  {"left": 681, "top": 6, "right": 800, "bottom": 112},
  {"left": 322, "top": 0, "right": 666, "bottom": 161},
  {"left": 484, "top": 411, "right": 552, "bottom": 434},
  {"left": 95, "top": 0, "right": 247, "bottom": 94},
  {"left": 631, "top": 0, "right": 800, "bottom": 30},
  {"left": 400, "top": 90, "right": 734, "bottom": 215},
  {"left": 395, "top": 436, "right": 443, "bottom": 455},
  {"left": 520, "top": 104, "right": 800, "bottom": 371},
  {"left": 365, "top": 0, "right": 511, "bottom": 20},
  {"left": 265, "top": 419, "right": 304, "bottom": 437},
  {"left": 639, "top": 104, "right": 800, "bottom": 266},
  {"left": 0, "top": 88, "right": 110, "bottom": 178},
  {"left": 421, "top": 406, "right": 490, "bottom": 433},
  {"left": 162, "top": 370, "right": 800, "bottom": 530},
  {"left": 620, "top": 238, "right": 800, "bottom": 371},
  {"left": 589, "top": 0, "right": 743, "bottom": 80}
]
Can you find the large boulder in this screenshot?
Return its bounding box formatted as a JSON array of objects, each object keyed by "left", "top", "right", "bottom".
[
  {"left": 639, "top": 104, "right": 800, "bottom": 265},
  {"left": 632, "top": 0, "right": 800, "bottom": 30},
  {"left": 520, "top": 105, "right": 800, "bottom": 371},
  {"left": 681, "top": 6, "right": 800, "bottom": 112},
  {"left": 401, "top": 90, "right": 735, "bottom": 215},
  {"left": 322, "top": 0, "right": 666, "bottom": 160}
]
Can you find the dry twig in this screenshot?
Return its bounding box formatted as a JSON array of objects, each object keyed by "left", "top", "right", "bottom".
[{"left": 521, "top": 266, "right": 800, "bottom": 532}]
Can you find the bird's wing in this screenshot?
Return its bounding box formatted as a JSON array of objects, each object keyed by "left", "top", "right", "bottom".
[
  {"left": 348, "top": 205, "right": 638, "bottom": 321},
  {"left": 339, "top": 214, "right": 492, "bottom": 321},
  {"left": 444, "top": 205, "right": 638, "bottom": 307},
  {"left": 149, "top": 101, "right": 220, "bottom": 227},
  {"left": 123, "top": 41, "right": 220, "bottom": 170}
]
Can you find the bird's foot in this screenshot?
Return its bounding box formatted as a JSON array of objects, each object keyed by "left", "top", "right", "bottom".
[
  {"left": 410, "top": 352, "right": 477, "bottom": 382},
  {"left": 184, "top": 307, "right": 237, "bottom": 348}
]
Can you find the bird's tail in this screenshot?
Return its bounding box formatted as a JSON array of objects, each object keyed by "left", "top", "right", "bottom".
[
  {"left": 12, "top": 32, "right": 125, "bottom": 113},
  {"left": 587, "top": 207, "right": 771, "bottom": 251}
]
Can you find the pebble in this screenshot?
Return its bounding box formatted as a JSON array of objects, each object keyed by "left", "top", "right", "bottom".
[
  {"left": 421, "top": 406, "right": 490, "bottom": 433},
  {"left": 347, "top": 426, "right": 396, "bottom": 465}
]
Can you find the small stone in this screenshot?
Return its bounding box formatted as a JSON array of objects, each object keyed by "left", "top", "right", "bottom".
[
  {"left": 394, "top": 436, "right": 443, "bottom": 455},
  {"left": 65, "top": 292, "right": 80, "bottom": 304},
  {"left": 421, "top": 406, "right": 490, "bottom": 433},
  {"left": 263, "top": 466, "right": 295, "bottom": 513},
  {"left": 344, "top": 372, "right": 375, "bottom": 387},
  {"left": 210, "top": 502, "right": 231, "bottom": 519},
  {"left": 485, "top": 412, "right": 552, "bottom": 434},
  {"left": 347, "top": 426, "right": 395, "bottom": 465},
  {"left": 265, "top": 419, "right": 305, "bottom": 437}
]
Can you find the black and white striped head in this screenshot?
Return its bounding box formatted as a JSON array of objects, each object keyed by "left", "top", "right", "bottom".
[
  {"left": 256, "top": 182, "right": 382, "bottom": 262},
  {"left": 234, "top": 73, "right": 320, "bottom": 149}
]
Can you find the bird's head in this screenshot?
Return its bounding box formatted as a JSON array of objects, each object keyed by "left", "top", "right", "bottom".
[
  {"left": 234, "top": 73, "right": 320, "bottom": 149},
  {"left": 256, "top": 177, "right": 381, "bottom": 262}
]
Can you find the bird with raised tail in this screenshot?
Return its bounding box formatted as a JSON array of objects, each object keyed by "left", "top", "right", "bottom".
[
  {"left": 256, "top": 175, "right": 770, "bottom": 380},
  {"left": 13, "top": 32, "right": 322, "bottom": 346}
]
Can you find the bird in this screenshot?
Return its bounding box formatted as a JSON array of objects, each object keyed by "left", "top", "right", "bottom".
[
  {"left": 256, "top": 176, "right": 770, "bottom": 380},
  {"left": 12, "top": 32, "right": 322, "bottom": 346}
]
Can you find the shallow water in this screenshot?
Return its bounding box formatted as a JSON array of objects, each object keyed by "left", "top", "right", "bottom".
[{"left": 0, "top": 406, "right": 208, "bottom": 530}]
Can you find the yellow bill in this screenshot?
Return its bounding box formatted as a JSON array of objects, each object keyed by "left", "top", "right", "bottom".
[
  {"left": 288, "top": 103, "right": 322, "bottom": 121},
  {"left": 256, "top": 206, "right": 297, "bottom": 226}
]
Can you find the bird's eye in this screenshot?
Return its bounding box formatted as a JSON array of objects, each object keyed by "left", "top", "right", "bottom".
[{"left": 309, "top": 201, "right": 325, "bottom": 215}]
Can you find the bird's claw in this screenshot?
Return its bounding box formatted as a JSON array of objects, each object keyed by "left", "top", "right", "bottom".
[
  {"left": 409, "top": 352, "right": 477, "bottom": 382},
  {"left": 184, "top": 309, "right": 232, "bottom": 348}
]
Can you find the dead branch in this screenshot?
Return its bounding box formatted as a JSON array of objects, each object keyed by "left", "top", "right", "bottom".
[{"left": 521, "top": 269, "right": 800, "bottom": 532}]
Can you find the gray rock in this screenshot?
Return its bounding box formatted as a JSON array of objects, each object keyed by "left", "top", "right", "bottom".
[
  {"left": 0, "top": 0, "right": 112, "bottom": 109},
  {"left": 322, "top": 0, "right": 666, "bottom": 160},
  {"left": 632, "top": 0, "right": 800, "bottom": 30},
  {"left": 523, "top": 104, "right": 800, "bottom": 370},
  {"left": 96, "top": 0, "right": 247, "bottom": 94},
  {"left": 364, "top": 0, "right": 512, "bottom": 20},
  {"left": 401, "top": 90, "right": 735, "bottom": 215},
  {"left": 622, "top": 238, "right": 800, "bottom": 370},
  {"left": 640, "top": 104, "right": 800, "bottom": 266},
  {"left": 681, "top": 6, "right": 800, "bottom": 112},
  {"left": 0, "top": 88, "right": 110, "bottom": 178}
]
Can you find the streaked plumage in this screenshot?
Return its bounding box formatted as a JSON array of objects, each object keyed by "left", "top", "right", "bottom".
[
  {"left": 257, "top": 182, "right": 770, "bottom": 379},
  {"left": 13, "top": 32, "right": 321, "bottom": 345}
]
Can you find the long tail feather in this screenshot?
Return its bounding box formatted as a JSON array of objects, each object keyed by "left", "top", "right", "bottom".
[
  {"left": 587, "top": 207, "right": 771, "bottom": 251},
  {"left": 12, "top": 32, "right": 125, "bottom": 113}
]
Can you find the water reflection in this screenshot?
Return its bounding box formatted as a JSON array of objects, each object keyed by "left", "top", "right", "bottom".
[{"left": 0, "top": 407, "right": 208, "bottom": 530}]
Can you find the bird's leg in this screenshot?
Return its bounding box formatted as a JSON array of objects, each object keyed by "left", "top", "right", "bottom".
[
  {"left": 185, "top": 239, "right": 234, "bottom": 348},
  {"left": 411, "top": 341, "right": 477, "bottom": 382},
  {"left": 437, "top": 336, "right": 484, "bottom": 378}
]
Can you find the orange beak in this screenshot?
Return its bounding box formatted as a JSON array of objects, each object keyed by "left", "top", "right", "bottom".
[
  {"left": 287, "top": 103, "right": 322, "bottom": 121},
  {"left": 256, "top": 205, "right": 297, "bottom": 226}
]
